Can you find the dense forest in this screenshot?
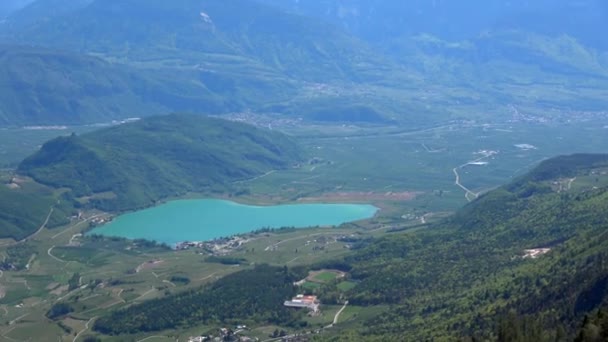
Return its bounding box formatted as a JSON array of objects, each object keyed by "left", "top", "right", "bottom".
[
  {"left": 18, "top": 114, "right": 302, "bottom": 211},
  {"left": 574, "top": 308, "right": 608, "bottom": 341},
  {"left": 93, "top": 265, "right": 307, "bottom": 335}
]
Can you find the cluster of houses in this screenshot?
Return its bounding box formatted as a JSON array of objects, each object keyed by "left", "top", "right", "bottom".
[
  {"left": 175, "top": 236, "right": 249, "bottom": 255},
  {"left": 188, "top": 326, "right": 256, "bottom": 342}
]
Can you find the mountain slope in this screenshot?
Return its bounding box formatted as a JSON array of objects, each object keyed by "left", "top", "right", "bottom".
[
  {"left": 0, "top": 45, "right": 236, "bottom": 126},
  {"left": 4, "top": 0, "right": 398, "bottom": 83},
  {"left": 258, "top": 0, "right": 608, "bottom": 113},
  {"left": 17, "top": 114, "right": 303, "bottom": 211},
  {"left": 0, "top": 0, "right": 417, "bottom": 126},
  {"left": 0, "top": 0, "right": 91, "bottom": 29},
  {"left": 0, "top": 182, "right": 72, "bottom": 240},
  {"left": 319, "top": 154, "right": 608, "bottom": 339}
]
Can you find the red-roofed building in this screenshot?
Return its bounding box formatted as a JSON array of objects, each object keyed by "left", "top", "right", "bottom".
[{"left": 284, "top": 294, "right": 319, "bottom": 312}]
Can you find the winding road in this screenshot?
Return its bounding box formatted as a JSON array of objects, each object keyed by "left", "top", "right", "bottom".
[
  {"left": 16, "top": 206, "right": 54, "bottom": 244},
  {"left": 333, "top": 301, "right": 349, "bottom": 325},
  {"left": 452, "top": 153, "right": 497, "bottom": 201},
  {"left": 453, "top": 166, "right": 479, "bottom": 202},
  {"left": 46, "top": 246, "right": 66, "bottom": 263},
  {"left": 73, "top": 317, "right": 95, "bottom": 342}
]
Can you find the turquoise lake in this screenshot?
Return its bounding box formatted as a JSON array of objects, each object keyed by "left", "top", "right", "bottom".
[{"left": 91, "top": 199, "right": 378, "bottom": 245}]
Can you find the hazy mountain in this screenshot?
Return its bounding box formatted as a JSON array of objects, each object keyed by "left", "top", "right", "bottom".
[
  {"left": 0, "top": 0, "right": 34, "bottom": 18},
  {"left": 3, "top": 0, "right": 397, "bottom": 83},
  {"left": 258, "top": 0, "right": 608, "bottom": 92},
  {"left": 0, "top": 0, "right": 91, "bottom": 30},
  {"left": 0, "top": 45, "right": 239, "bottom": 126},
  {"left": 1, "top": 0, "right": 607, "bottom": 127},
  {"left": 257, "top": 0, "right": 608, "bottom": 50}
]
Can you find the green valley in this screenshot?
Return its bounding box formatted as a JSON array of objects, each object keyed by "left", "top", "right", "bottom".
[
  {"left": 2, "top": 115, "right": 608, "bottom": 341},
  {"left": 1, "top": 0, "right": 608, "bottom": 341}
]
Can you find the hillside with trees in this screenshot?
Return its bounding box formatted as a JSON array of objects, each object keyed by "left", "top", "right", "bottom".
[
  {"left": 0, "top": 181, "right": 73, "bottom": 240},
  {"left": 314, "top": 154, "right": 608, "bottom": 340},
  {"left": 93, "top": 265, "right": 305, "bottom": 335},
  {"left": 17, "top": 114, "right": 302, "bottom": 211}
]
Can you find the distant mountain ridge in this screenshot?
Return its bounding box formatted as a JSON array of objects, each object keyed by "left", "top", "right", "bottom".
[
  {"left": 0, "top": 0, "right": 607, "bottom": 126},
  {"left": 0, "top": 45, "right": 235, "bottom": 126},
  {"left": 2, "top": 0, "right": 397, "bottom": 83},
  {"left": 257, "top": 0, "right": 608, "bottom": 50},
  {"left": 0, "top": 0, "right": 415, "bottom": 126},
  {"left": 256, "top": 0, "right": 608, "bottom": 111}
]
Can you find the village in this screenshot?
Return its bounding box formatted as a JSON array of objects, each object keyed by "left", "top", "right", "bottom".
[
  {"left": 187, "top": 325, "right": 255, "bottom": 342},
  {"left": 174, "top": 235, "right": 252, "bottom": 255}
]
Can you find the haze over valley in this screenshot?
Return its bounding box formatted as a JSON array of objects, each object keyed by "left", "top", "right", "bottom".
[{"left": 0, "top": 1, "right": 608, "bottom": 341}]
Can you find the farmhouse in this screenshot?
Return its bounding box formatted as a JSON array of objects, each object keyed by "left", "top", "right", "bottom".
[{"left": 284, "top": 294, "right": 319, "bottom": 312}]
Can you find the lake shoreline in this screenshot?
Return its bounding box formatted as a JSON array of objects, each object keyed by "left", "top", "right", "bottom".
[{"left": 89, "top": 198, "right": 379, "bottom": 245}]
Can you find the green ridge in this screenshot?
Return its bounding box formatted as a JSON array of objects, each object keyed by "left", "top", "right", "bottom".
[{"left": 17, "top": 114, "right": 302, "bottom": 211}]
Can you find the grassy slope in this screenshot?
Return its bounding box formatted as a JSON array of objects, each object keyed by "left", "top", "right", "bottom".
[{"left": 17, "top": 114, "right": 303, "bottom": 211}]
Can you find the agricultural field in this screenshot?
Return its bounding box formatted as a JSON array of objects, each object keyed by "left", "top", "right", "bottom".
[
  {"left": 247, "top": 119, "right": 608, "bottom": 213},
  {"left": 0, "top": 206, "right": 412, "bottom": 341}
]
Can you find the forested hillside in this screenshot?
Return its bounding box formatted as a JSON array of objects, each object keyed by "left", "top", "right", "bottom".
[
  {"left": 93, "top": 265, "right": 305, "bottom": 334},
  {"left": 18, "top": 114, "right": 302, "bottom": 211},
  {"left": 315, "top": 154, "right": 608, "bottom": 340}
]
